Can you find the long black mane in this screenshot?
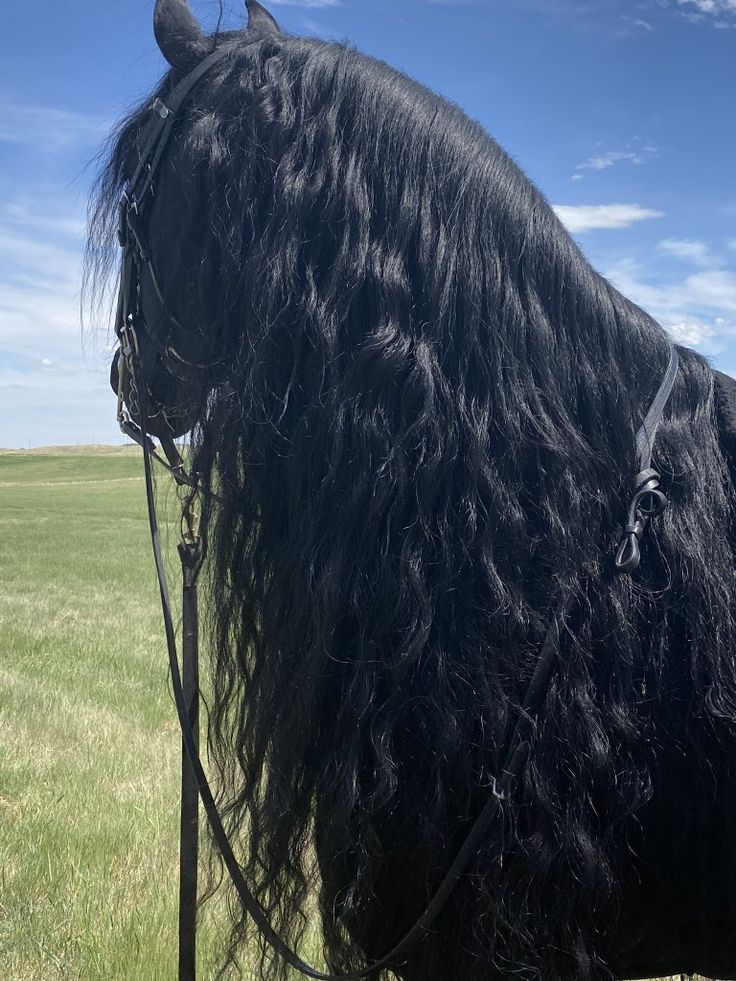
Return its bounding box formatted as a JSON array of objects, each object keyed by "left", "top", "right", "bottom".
[{"left": 87, "top": 26, "right": 736, "bottom": 981}]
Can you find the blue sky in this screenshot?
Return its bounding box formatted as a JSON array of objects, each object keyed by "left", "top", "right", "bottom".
[{"left": 1, "top": 0, "right": 734, "bottom": 448}]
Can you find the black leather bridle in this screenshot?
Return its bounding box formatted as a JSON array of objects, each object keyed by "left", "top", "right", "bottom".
[
  {"left": 114, "top": 47, "right": 232, "bottom": 490},
  {"left": 113, "top": 45, "right": 680, "bottom": 981}
]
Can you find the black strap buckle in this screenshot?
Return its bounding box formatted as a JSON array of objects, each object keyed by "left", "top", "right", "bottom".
[{"left": 614, "top": 467, "right": 668, "bottom": 574}]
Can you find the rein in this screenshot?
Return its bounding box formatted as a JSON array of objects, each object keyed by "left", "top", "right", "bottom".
[{"left": 114, "top": 46, "right": 681, "bottom": 981}]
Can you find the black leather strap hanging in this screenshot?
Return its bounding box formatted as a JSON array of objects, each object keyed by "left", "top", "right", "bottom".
[{"left": 178, "top": 539, "right": 203, "bottom": 981}]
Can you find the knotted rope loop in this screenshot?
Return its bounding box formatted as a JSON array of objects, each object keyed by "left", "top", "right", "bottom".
[{"left": 614, "top": 467, "right": 668, "bottom": 574}]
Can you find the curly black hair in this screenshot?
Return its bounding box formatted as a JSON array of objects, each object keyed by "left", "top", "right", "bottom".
[{"left": 86, "top": 21, "right": 736, "bottom": 981}]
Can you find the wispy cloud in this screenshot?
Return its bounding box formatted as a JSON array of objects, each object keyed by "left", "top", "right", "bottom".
[
  {"left": 677, "top": 0, "right": 736, "bottom": 16},
  {"left": 668, "top": 320, "right": 719, "bottom": 348},
  {"left": 268, "top": 0, "right": 340, "bottom": 8},
  {"left": 4, "top": 203, "right": 86, "bottom": 239},
  {"left": 575, "top": 150, "right": 650, "bottom": 172},
  {"left": 421, "top": 0, "right": 735, "bottom": 30},
  {"left": 572, "top": 143, "right": 657, "bottom": 180},
  {"left": 0, "top": 363, "right": 117, "bottom": 449},
  {"left": 657, "top": 237, "right": 711, "bottom": 264},
  {"left": 604, "top": 254, "right": 736, "bottom": 354},
  {"left": 0, "top": 101, "right": 108, "bottom": 154},
  {"left": 299, "top": 16, "right": 327, "bottom": 34},
  {"left": 0, "top": 203, "right": 118, "bottom": 447},
  {"left": 554, "top": 203, "right": 665, "bottom": 233},
  {"left": 616, "top": 13, "right": 655, "bottom": 33},
  {"left": 674, "top": 0, "right": 736, "bottom": 26}
]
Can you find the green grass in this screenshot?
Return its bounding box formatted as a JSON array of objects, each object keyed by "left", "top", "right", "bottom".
[
  {"left": 0, "top": 447, "right": 699, "bottom": 980},
  {"left": 0, "top": 448, "right": 234, "bottom": 979}
]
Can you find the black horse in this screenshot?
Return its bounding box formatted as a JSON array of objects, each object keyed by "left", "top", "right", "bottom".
[{"left": 86, "top": 2, "right": 736, "bottom": 978}]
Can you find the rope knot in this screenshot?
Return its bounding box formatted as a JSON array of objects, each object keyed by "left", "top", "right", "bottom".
[{"left": 614, "top": 467, "right": 668, "bottom": 574}]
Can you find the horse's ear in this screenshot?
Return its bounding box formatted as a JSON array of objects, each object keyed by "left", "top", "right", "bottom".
[
  {"left": 245, "top": 0, "right": 282, "bottom": 34},
  {"left": 154, "top": 0, "right": 210, "bottom": 72}
]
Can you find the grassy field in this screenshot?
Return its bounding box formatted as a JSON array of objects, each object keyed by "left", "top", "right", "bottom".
[
  {"left": 0, "top": 447, "right": 698, "bottom": 980},
  {"left": 0, "top": 447, "right": 235, "bottom": 979}
]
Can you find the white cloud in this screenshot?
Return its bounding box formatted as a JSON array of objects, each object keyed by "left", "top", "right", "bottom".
[
  {"left": 675, "top": 0, "right": 736, "bottom": 23},
  {"left": 0, "top": 204, "right": 118, "bottom": 447},
  {"left": 678, "top": 0, "right": 736, "bottom": 14},
  {"left": 603, "top": 255, "right": 736, "bottom": 357},
  {"left": 0, "top": 102, "right": 109, "bottom": 154},
  {"left": 576, "top": 151, "right": 646, "bottom": 173},
  {"left": 572, "top": 143, "right": 656, "bottom": 180},
  {"left": 554, "top": 203, "right": 665, "bottom": 233},
  {"left": 268, "top": 0, "right": 340, "bottom": 7},
  {"left": 685, "top": 270, "right": 736, "bottom": 311},
  {"left": 657, "top": 238, "right": 711, "bottom": 264},
  {"left": 0, "top": 364, "right": 120, "bottom": 449},
  {"left": 4, "top": 203, "right": 86, "bottom": 239},
  {"left": 667, "top": 320, "right": 718, "bottom": 347},
  {"left": 607, "top": 258, "right": 736, "bottom": 317}
]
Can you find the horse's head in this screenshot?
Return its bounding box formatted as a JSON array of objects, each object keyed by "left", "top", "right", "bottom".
[{"left": 108, "top": 0, "right": 282, "bottom": 442}]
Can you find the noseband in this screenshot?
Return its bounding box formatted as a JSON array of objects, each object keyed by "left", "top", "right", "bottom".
[{"left": 114, "top": 46, "right": 681, "bottom": 981}]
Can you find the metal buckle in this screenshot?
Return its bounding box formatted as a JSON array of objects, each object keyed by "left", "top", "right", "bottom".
[
  {"left": 117, "top": 188, "right": 140, "bottom": 245},
  {"left": 151, "top": 98, "right": 170, "bottom": 119},
  {"left": 121, "top": 187, "right": 139, "bottom": 213},
  {"left": 120, "top": 319, "right": 139, "bottom": 360}
]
